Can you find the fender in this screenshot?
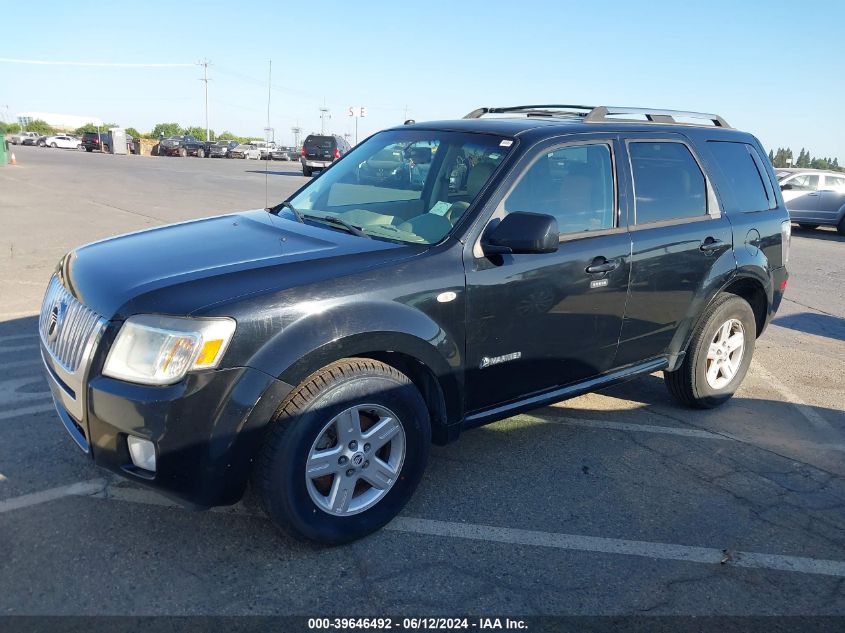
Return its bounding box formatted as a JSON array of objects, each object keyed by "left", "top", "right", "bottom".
[{"left": 246, "top": 299, "right": 463, "bottom": 426}]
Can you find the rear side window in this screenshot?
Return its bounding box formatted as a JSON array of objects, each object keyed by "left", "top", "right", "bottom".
[
  {"left": 707, "top": 141, "right": 775, "bottom": 212},
  {"left": 824, "top": 175, "right": 845, "bottom": 191},
  {"left": 629, "top": 142, "right": 707, "bottom": 224}
]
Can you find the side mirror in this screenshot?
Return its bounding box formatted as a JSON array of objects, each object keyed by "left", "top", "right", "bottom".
[
  {"left": 780, "top": 183, "right": 794, "bottom": 191},
  {"left": 482, "top": 212, "right": 559, "bottom": 255}
]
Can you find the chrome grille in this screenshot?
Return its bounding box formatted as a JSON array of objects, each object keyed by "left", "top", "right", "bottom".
[{"left": 39, "top": 276, "right": 104, "bottom": 372}]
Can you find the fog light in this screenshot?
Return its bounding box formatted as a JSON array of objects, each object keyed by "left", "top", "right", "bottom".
[{"left": 127, "top": 436, "right": 156, "bottom": 472}]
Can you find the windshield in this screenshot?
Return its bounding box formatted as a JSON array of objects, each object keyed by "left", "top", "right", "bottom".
[{"left": 287, "top": 130, "right": 512, "bottom": 244}]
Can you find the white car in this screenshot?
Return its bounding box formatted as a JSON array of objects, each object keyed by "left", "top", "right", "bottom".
[
  {"left": 44, "top": 135, "right": 81, "bottom": 150},
  {"left": 229, "top": 143, "right": 262, "bottom": 160}
]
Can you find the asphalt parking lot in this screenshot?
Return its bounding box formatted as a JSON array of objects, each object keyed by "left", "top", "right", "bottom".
[{"left": 1, "top": 145, "right": 844, "bottom": 618}]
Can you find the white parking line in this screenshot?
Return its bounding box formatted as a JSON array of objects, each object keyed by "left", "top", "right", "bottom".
[
  {"left": 386, "top": 517, "right": 845, "bottom": 578},
  {"left": 751, "top": 362, "right": 836, "bottom": 433},
  {"left": 0, "top": 479, "right": 106, "bottom": 514},
  {"left": 0, "top": 403, "right": 55, "bottom": 420},
  {"left": 0, "top": 334, "right": 38, "bottom": 343},
  {"left": 0, "top": 376, "right": 50, "bottom": 406},
  {"left": 2, "top": 478, "right": 844, "bottom": 578}
]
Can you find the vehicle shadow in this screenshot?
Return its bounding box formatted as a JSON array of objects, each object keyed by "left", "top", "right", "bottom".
[
  {"left": 244, "top": 169, "right": 306, "bottom": 178},
  {"left": 791, "top": 225, "right": 845, "bottom": 242},
  {"left": 772, "top": 311, "right": 845, "bottom": 342}
]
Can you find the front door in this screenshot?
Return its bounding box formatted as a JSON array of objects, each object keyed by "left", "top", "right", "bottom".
[
  {"left": 780, "top": 172, "right": 821, "bottom": 222},
  {"left": 818, "top": 173, "right": 845, "bottom": 226},
  {"left": 464, "top": 138, "right": 632, "bottom": 412}
]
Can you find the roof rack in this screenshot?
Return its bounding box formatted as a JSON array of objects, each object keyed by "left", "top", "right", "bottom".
[{"left": 463, "top": 104, "right": 731, "bottom": 128}]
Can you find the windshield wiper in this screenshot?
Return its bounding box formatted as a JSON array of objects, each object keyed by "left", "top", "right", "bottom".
[
  {"left": 302, "top": 213, "right": 371, "bottom": 239},
  {"left": 273, "top": 200, "right": 304, "bottom": 223}
]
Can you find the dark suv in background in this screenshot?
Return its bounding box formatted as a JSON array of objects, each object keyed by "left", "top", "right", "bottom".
[
  {"left": 81, "top": 132, "right": 111, "bottom": 153},
  {"left": 39, "top": 104, "right": 789, "bottom": 545},
  {"left": 300, "top": 133, "right": 351, "bottom": 176}
]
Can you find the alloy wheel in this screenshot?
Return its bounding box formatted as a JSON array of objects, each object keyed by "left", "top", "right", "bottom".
[
  {"left": 305, "top": 404, "right": 405, "bottom": 516},
  {"left": 705, "top": 318, "right": 745, "bottom": 389}
]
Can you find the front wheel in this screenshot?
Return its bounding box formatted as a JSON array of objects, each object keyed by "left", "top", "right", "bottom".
[
  {"left": 664, "top": 293, "right": 756, "bottom": 409},
  {"left": 303, "top": 166, "right": 312, "bottom": 177},
  {"left": 179, "top": 147, "right": 187, "bottom": 157},
  {"left": 50, "top": 142, "right": 57, "bottom": 148},
  {"left": 197, "top": 148, "right": 205, "bottom": 158},
  {"left": 254, "top": 358, "right": 431, "bottom": 544}
]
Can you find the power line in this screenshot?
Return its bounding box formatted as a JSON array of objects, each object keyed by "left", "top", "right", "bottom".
[{"left": 0, "top": 58, "right": 193, "bottom": 67}]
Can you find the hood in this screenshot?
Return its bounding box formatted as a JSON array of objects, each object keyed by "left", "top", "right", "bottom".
[{"left": 61, "top": 209, "right": 424, "bottom": 319}]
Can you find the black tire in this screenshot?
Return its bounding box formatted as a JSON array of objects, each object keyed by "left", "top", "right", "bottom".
[
  {"left": 838, "top": 215, "right": 845, "bottom": 237},
  {"left": 254, "top": 358, "right": 431, "bottom": 544},
  {"left": 303, "top": 166, "right": 312, "bottom": 177},
  {"left": 197, "top": 148, "right": 205, "bottom": 158},
  {"left": 179, "top": 147, "right": 187, "bottom": 158},
  {"left": 664, "top": 293, "right": 756, "bottom": 409},
  {"left": 798, "top": 223, "right": 819, "bottom": 230},
  {"left": 86, "top": 147, "right": 93, "bottom": 152}
]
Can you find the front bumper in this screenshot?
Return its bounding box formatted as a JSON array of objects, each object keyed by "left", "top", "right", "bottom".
[{"left": 43, "top": 351, "right": 293, "bottom": 507}]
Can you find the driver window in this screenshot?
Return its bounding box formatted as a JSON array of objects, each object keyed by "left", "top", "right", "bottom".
[
  {"left": 504, "top": 143, "right": 615, "bottom": 234},
  {"left": 786, "top": 174, "right": 820, "bottom": 191}
]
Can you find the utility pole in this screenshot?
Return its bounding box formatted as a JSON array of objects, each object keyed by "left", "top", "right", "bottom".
[
  {"left": 291, "top": 125, "right": 302, "bottom": 148},
  {"left": 403, "top": 105, "right": 409, "bottom": 122},
  {"left": 198, "top": 59, "right": 211, "bottom": 141}
]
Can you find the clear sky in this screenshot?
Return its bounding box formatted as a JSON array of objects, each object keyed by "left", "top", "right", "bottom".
[{"left": 1, "top": 0, "right": 843, "bottom": 157}]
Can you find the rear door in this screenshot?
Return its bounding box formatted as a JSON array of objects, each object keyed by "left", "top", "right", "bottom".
[
  {"left": 614, "top": 135, "right": 735, "bottom": 367},
  {"left": 464, "top": 136, "right": 632, "bottom": 411},
  {"left": 819, "top": 174, "right": 845, "bottom": 226}
]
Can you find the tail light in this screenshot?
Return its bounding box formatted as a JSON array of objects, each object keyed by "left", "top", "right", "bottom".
[
  {"left": 334, "top": 148, "right": 341, "bottom": 160},
  {"left": 781, "top": 220, "right": 791, "bottom": 265},
  {"left": 300, "top": 146, "right": 306, "bottom": 157}
]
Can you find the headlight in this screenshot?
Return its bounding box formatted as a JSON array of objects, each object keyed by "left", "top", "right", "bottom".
[{"left": 103, "top": 315, "right": 236, "bottom": 385}]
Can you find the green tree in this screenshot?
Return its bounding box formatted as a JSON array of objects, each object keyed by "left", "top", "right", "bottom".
[
  {"left": 125, "top": 127, "right": 142, "bottom": 139},
  {"left": 1, "top": 122, "right": 21, "bottom": 135},
  {"left": 73, "top": 122, "right": 118, "bottom": 135},
  {"left": 27, "top": 119, "right": 56, "bottom": 135},
  {"left": 217, "top": 131, "right": 249, "bottom": 143},
  {"left": 184, "top": 126, "right": 214, "bottom": 141},
  {"left": 150, "top": 122, "right": 183, "bottom": 138},
  {"left": 768, "top": 149, "right": 775, "bottom": 163}
]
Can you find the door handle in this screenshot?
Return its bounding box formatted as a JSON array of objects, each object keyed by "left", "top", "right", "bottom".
[
  {"left": 699, "top": 237, "right": 724, "bottom": 253},
  {"left": 586, "top": 257, "right": 620, "bottom": 274}
]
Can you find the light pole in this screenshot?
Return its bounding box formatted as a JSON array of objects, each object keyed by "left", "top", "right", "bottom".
[
  {"left": 198, "top": 59, "right": 211, "bottom": 141},
  {"left": 319, "top": 107, "right": 330, "bottom": 135},
  {"left": 291, "top": 126, "right": 302, "bottom": 149}
]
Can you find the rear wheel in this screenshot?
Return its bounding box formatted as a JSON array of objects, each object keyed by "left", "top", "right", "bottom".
[
  {"left": 86, "top": 147, "right": 93, "bottom": 152},
  {"left": 254, "top": 358, "right": 431, "bottom": 544},
  {"left": 50, "top": 142, "right": 57, "bottom": 148},
  {"left": 664, "top": 293, "right": 756, "bottom": 409},
  {"left": 197, "top": 148, "right": 205, "bottom": 158},
  {"left": 798, "top": 223, "right": 819, "bottom": 230},
  {"left": 179, "top": 147, "right": 187, "bottom": 157},
  {"left": 303, "top": 166, "right": 312, "bottom": 177}
]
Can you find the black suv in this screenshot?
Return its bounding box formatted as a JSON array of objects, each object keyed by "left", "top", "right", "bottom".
[
  {"left": 300, "top": 133, "right": 351, "bottom": 176},
  {"left": 158, "top": 135, "right": 207, "bottom": 157},
  {"left": 81, "top": 132, "right": 111, "bottom": 153},
  {"left": 39, "top": 104, "right": 789, "bottom": 544}
]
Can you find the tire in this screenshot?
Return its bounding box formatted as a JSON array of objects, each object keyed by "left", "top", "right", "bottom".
[
  {"left": 197, "top": 148, "right": 205, "bottom": 158},
  {"left": 86, "top": 147, "right": 93, "bottom": 152},
  {"left": 50, "top": 142, "right": 57, "bottom": 148},
  {"left": 179, "top": 147, "right": 187, "bottom": 158},
  {"left": 303, "top": 166, "right": 312, "bottom": 177},
  {"left": 798, "top": 223, "right": 819, "bottom": 230},
  {"left": 664, "top": 293, "right": 756, "bottom": 409},
  {"left": 838, "top": 215, "right": 845, "bottom": 237},
  {"left": 254, "top": 358, "right": 431, "bottom": 544}
]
